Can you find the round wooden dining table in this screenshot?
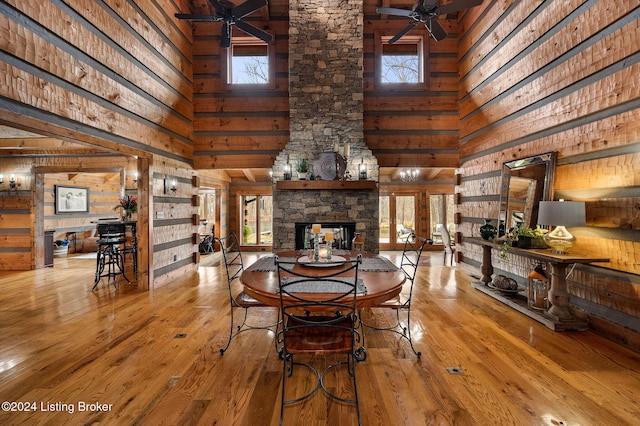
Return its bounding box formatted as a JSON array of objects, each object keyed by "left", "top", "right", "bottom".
[{"left": 240, "top": 251, "right": 406, "bottom": 308}]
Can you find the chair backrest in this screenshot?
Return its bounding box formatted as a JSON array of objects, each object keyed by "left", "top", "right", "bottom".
[
  {"left": 399, "top": 235, "right": 432, "bottom": 283},
  {"left": 96, "top": 223, "right": 127, "bottom": 243},
  {"left": 275, "top": 255, "right": 362, "bottom": 347},
  {"left": 215, "top": 232, "right": 244, "bottom": 284},
  {"left": 441, "top": 225, "right": 453, "bottom": 251}
]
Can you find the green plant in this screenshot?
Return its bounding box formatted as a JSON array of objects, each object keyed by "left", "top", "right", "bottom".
[
  {"left": 296, "top": 158, "right": 308, "bottom": 173},
  {"left": 499, "top": 225, "right": 548, "bottom": 259}
]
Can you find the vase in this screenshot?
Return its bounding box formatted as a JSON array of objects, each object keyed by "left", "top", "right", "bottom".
[
  {"left": 498, "top": 220, "right": 506, "bottom": 237},
  {"left": 124, "top": 210, "right": 133, "bottom": 220},
  {"left": 479, "top": 219, "right": 497, "bottom": 240}
]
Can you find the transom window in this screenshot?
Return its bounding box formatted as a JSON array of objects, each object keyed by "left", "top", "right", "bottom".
[
  {"left": 381, "top": 39, "right": 422, "bottom": 83},
  {"left": 376, "top": 33, "right": 429, "bottom": 89},
  {"left": 223, "top": 37, "right": 274, "bottom": 88}
]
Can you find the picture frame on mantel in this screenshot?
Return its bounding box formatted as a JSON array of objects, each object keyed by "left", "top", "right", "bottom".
[{"left": 55, "top": 185, "right": 89, "bottom": 214}]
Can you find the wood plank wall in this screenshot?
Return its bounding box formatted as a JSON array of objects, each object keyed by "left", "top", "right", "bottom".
[
  {"left": 0, "top": 0, "right": 199, "bottom": 288},
  {"left": 190, "top": 18, "right": 290, "bottom": 169},
  {"left": 363, "top": 1, "right": 461, "bottom": 169},
  {"left": 456, "top": 0, "right": 640, "bottom": 350}
]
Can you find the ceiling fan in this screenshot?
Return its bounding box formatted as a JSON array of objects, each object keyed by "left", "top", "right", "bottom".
[
  {"left": 175, "top": 0, "right": 272, "bottom": 48},
  {"left": 377, "top": 0, "right": 483, "bottom": 43}
]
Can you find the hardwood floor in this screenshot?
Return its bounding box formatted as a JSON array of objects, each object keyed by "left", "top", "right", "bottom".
[{"left": 0, "top": 252, "right": 638, "bottom": 425}]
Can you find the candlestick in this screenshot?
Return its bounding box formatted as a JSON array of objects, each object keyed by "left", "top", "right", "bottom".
[{"left": 325, "top": 232, "right": 333, "bottom": 260}]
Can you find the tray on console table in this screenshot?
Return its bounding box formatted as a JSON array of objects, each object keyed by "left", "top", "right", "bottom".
[{"left": 466, "top": 237, "right": 609, "bottom": 331}]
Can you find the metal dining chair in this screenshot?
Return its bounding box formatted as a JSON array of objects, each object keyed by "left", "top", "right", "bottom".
[
  {"left": 216, "top": 232, "right": 278, "bottom": 354},
  {"left": 359, "top": 235, "right": 431, "bottom": 358},
  {"left": 275, "top": 254, "right": 363, "bottom": 426},
  {"left": 440, "top": 224, "right": 455, "bottom": 266}
]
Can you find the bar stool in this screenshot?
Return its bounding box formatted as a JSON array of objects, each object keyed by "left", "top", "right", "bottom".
[{"left": 93, "top": 223, "right": 130, "bottom": 290}]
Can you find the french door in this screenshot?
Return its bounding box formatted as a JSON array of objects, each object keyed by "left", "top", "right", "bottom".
[{"left": 379, "top": 193, "right": 418, "bottom": 250}]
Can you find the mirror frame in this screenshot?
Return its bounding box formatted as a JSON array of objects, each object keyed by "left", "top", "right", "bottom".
[{"left": 498, "top": 152, "right": 557, "bottom": 230}]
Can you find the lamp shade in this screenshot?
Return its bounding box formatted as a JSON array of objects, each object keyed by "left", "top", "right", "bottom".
[{"left": 538, "top": 201, "right": 585, "bottom": 227}]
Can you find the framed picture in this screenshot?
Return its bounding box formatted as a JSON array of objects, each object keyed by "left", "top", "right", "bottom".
[{"left": 55, "top": 185, "right": 89, "bottom": 214}]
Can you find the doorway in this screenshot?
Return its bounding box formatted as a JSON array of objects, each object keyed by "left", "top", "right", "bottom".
[{"left": 379, "top": 193, "right": 418, "bottom": 250}]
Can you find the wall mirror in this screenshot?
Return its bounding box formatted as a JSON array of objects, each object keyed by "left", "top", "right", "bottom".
[{"left": 498, "top": 152, "right": 557, "bottom": 230}]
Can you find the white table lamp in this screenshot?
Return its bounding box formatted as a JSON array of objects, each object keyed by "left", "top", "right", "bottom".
[{"left": 538, "top": 200, "right": 585, "bottom": 254}]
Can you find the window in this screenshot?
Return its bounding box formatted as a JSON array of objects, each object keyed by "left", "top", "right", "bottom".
[
  {"left": 375, "top": 32, "right": 429, "bottom": 89},
  {"left": 240, "top": 195, "right": 272, "bottom": 245},
  {"left": 223, "top": 37, "right": 274, "bottom": 89},
  {"left": 381, "top": 41, "right": 421, "bottom": 83}
]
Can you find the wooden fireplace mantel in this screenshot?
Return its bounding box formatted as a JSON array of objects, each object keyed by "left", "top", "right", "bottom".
[{"left": 275, "top": 180, "right": 377, "bottom": 190}]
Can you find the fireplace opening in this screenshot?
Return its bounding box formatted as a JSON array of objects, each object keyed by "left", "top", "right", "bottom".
[{"left": 294, "top": 222, "right": 356, "bottom": 250}]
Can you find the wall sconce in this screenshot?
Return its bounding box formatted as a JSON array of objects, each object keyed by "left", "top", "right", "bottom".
[
  {"left": 538, "top": 200, "right": 586, "bottom": 254},
  {"left": 358, "top": 159, "right": 367, "bottom": 180},
  {"left": 0, "top": 174, "right": 20, "bottom": 193},
  {"left": 132, "top": 172, "right": 139, "bottom": 185},
  {"left": 400, "top": 169, "right": 419, "bottom": 182},
  {"left": 164, "top": 177, "right": 177, "bottom": 196}
]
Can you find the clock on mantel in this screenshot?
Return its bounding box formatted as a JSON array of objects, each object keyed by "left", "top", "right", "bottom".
[{"left": 275, "top": 180, "right": 376, "bottom": 190}]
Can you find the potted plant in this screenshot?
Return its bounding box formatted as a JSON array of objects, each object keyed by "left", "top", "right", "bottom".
[
  {"left": 512, "top": 225, "right": 548, "bottom": 249},
  {"left": 296, "top": 157, "right": 309, "bottom": 180}
]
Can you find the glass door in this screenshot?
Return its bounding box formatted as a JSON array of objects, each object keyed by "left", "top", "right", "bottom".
[{"left": 379, "top": 193, "right": 417, "bottom": 250}]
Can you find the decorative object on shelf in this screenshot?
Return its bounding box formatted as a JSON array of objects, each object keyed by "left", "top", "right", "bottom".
[
  {"left": 115, "top": 195, "right": 137, "bottom": 220},
  {"left": 313, "top": 151, "right": 346, "bottom": 180},
  {"left": 498, "top": 220, "right": 506, "bottom": 237},
  {"left": 489, "top": 274, "right": 520, "bottom": 292},
  {"left": 358, "top": 159, "right": 367, "bottom": 180},
  {"left": 399, "top": 169, "right": 419, "bottom": 182},
  {"left": 352, "top": 232, "right": 364, "bottom": 252},
  {"left": 479, "top": 219, "right": 497, "bottom": 240},
  {"left": 283, "top": 156, "right": 292, "bottom": 180},
  {"left": 312, "top": 223, "right": 321, "bottom": 261},
  {"left": 295, "top": 157, "right": 309, "bottom": 180},
  {"left": 528, "top": 263, "right": 549, "bottom": 310},
  {"left": 538, "top": 200, "right": 586, "bottom": 254},
  {"left": 510, "top": 225, "right": 548, "bottom": 249}
]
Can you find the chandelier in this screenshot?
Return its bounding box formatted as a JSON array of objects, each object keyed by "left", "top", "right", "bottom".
[{"left": 399, "top": 169, "right": 419, "bottom": 182}]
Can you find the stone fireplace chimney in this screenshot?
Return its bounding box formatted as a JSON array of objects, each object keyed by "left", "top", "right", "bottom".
[{"left": 271, "top": 0, "right": 379, "bottom": 252}]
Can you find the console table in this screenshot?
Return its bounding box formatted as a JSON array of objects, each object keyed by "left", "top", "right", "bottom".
[{"left": 466, "top": 237, "right": 609, "bottom": 331}]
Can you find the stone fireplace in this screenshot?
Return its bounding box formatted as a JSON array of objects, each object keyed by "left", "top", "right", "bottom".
[{"left": 271, "top": 0, "right": 380, "bottom": 252}]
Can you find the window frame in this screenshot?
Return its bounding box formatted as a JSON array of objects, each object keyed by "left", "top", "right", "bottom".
[
  {"left": 221, "top": 35, "right": 275, "bottom": 90},
  {"left": 375, "top": 31, "right": 430, "bottom": 90}
]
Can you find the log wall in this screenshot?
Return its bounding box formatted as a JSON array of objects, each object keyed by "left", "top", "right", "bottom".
[
  {"left": 456, "top": 0, "right": 640, "bottom": 349},
  {"left": 0, "top": 0, "right": 198, "bottom": 288}
]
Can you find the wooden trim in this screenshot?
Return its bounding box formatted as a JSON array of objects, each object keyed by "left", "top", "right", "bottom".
[{"left": 275, "top": 180, "right": 377, "bottom": 190}]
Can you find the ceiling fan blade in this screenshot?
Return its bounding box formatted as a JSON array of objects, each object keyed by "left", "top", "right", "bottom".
[
  {"left": 435, "top": 0, "right": 483, "bottom": 16},
  {"left": 426, "top": 18, "right": 448, "bottom": 41},
  {"left": 235, "top": 20, "right": 273, "bottom": 43},
  {"left": 377, "top": 7, "right": 415, "bottom": 18},
  {"left": 388, "top": 21, "right": 419, "bottom": 44},
  {"left": 208, "top": 0, "right": 228, "bottom": 16},
  {"left": 220, "top": 22, "right": 231, "bottom": 48},
  {"left": 232, "top": 0, "right": 268, "bottom": 19},
  {"left": 175, "top": 13, "right": 221, "bottom": 22}
]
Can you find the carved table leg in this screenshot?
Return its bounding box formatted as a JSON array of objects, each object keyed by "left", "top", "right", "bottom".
[
  {"left": 547, "top": 263, "right": 572, "bottom": 320},
  {"left": 481, "top": 245, "right": 493, "bottom": 285}
]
